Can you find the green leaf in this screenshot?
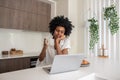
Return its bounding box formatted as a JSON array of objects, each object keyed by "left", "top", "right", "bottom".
[
  {"left": 104, "top": 5, "right": 119, "bottom": 35},
  {"left": 88, "top": 17, "right": 99, "bottom": 50}
]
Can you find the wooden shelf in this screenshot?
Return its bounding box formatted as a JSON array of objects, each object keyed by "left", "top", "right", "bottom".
[{"left": 98, "top": 55, "right": 108, "bottom": 58}]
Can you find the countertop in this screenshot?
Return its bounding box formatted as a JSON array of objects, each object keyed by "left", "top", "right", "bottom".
[
  {"left": 0, "top": 56, "right": 120, "bottom": 80},
  {"left": 0, "top": 52, "right": 39, "bottom": 59}
]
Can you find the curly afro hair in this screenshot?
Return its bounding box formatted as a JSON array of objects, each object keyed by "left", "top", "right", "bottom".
[{"left": 48, "top": 16, "right": 74, "bottom": 36}]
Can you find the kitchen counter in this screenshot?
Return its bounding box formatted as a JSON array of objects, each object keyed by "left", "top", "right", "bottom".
[
  {"left": 0, "top": 52, "right": 39, "bottom": 73},
  {"left": 0, "top": 56, "right": 120, "bottom": 80},
  {"left": 0, "top": 52, "right": 39, "bottom": 59}
]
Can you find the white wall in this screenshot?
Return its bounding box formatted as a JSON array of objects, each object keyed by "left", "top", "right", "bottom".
[
  {"left": 68, "top": 0, "right": 79, "bottom": 53},
  {"left": 77, "top": 0, "right": 84, "bottom": 53},
  {"left": 56, "top": 0, "right": 68, "bottom": 17},
  {"left": 0, "top": 28, "right": 50, "bottom": 55}
]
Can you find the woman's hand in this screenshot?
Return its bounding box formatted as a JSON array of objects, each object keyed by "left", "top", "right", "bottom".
[
  {"left": 43, "top": 38, "right": 48, "bottom": 48},
  {"left": 59, "top": 35, "right": 65, "bottom": 40},
  {"left": 39, "top": 38, "right": 48, "bottom": 62},
  {"left": 55, "top": 35, "right": 65, "bottom": 43}
]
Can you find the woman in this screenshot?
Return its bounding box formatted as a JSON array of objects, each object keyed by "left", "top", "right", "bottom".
[{"left": 36, "top": 16, "right": 74, "bottom": 66}]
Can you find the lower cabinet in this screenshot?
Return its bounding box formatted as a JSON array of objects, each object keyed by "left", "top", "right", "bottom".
[{"left": 0, "top": 56, "right": 38, "bottom": 73}]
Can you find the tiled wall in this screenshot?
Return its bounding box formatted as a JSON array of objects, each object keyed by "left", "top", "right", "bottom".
[{"left": 0, "top": 28, "right": 50, "bottom": 55}]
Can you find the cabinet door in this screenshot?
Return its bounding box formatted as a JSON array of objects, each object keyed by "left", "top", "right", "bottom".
[
  {"left": 0, "top": 57, "right": 30, "bottom": 73},
  {"left": 23, "top": 13, "right": 32, "bottom": 30},
  {"left": 41, "top": 15, "right": 49, "bottom": 32},
  {"left": 0, "top": 59, "right": 7, "bottom": 73},
  {"left": 0, "top": 0, "right": 8, "bottom": 7},
  {"left": 6, "top": 0, "right": 17, "bottom": 9},
  {"left": 2, "top": 7, "right": 10, "bottom": 28},
  {"left": 0, "top": 59, "right": 15, "bottom": 73},
  {"left": 31, "top": 0, "right": 37, "bottom": 14},
  {"left": 36, "top": 15, "right": 49, "bottom": 32},
  {"left": 0, "top": 7, "right": 15, "bottom": 29},
  {"left": 47, "top": 4, "right": 51, "bottom": 24},
  {"left": 28, "top": 14, "right": 37, "bottom": 31},
  {"left": 10, "top": 9, "right": 20, "bottom": 29},
  {"left": 14, "top": 58, "right": 30, "bottom": 70},
  {"left": 22, "top": 12, "right": 29, "bottom": 30},
  {"left": 25, "top": 0, "right": 32, "bottom": 12},
  {"left": 7, "top": 59, "right": 16, "bottom": 72},
  {"left": 15, "top": 11, "right": 25, "bottom": 30},
  {"left": 36, "top": 15, "right": 42, "bottom": 31},
  {"left": 0, "top": 0, "right": 51, "bottom": 32},
  {"left": 0, "top": 7, "right": 5, "bottom": 28},
  {"left": 37, "top": 1, "right": 48, "bottom": 15}
]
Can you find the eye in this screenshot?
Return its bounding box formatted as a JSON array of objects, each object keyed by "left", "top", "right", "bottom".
[
  {"left": 55, "top": 29, "right": 59, "bottom": 32},
  {"left": 61, "top": 31, "right": 64, "bottom": 34}
]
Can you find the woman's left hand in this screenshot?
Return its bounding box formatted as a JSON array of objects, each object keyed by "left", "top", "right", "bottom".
[{"left": 55, "top": 35, "right": 65, "bottom": 43}]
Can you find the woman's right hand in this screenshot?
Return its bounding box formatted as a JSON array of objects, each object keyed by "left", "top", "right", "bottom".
[
  {"left": 39, "top": 38, "right": 48, "bottom": 62},
  {"left": 43, "top": 38, "right": 48, "bottom": 48}
]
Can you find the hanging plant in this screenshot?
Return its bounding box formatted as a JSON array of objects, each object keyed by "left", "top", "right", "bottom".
[
  {"left": 88, "top": 17, "right": 99, "bottom": 50},
  {"left": 104, "top": 5, "right": 119, "bottom": 35}
]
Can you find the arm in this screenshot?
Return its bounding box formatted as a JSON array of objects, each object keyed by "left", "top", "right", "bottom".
[
  {"left": 55, "top": 42, "right": 68, "bottom": 55},
  {"left": 39, "top": 39, "right": 48, "bottom": 62},
  {"left": 54, "top": 37, "right": 68, "bottom": 55}
]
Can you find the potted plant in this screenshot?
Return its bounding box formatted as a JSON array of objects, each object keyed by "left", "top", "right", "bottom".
[
  {"left": 104, "top": 5, "right": 119, "bottom": 35},
  {"left": 88, "top": 17, "right": 99, "bottom": 50}
]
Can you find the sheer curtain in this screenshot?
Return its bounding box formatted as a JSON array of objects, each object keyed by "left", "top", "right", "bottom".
[{"left": 83, "top": 0, "right": 120, "bottom": 59}]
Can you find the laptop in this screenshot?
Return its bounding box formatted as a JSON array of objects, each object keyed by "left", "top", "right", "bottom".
[{"left": 43, "top": 54, "right": 84, "bottom": 74}]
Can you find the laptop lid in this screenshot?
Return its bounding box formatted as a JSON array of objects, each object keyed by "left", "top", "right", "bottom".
[{"left": 49, "top": 54, "right": 84, "bottom": 74}]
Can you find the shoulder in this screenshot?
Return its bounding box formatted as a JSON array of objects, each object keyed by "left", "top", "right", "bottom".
[
  {"left": 63, "top": 37, "right": 70, "bottom": 42},
  {"left": 61, "top": 37, "right": 70, "bottom": 44},
  {"left": 60, "top": 37, "right": 71, "bottom": 49}
]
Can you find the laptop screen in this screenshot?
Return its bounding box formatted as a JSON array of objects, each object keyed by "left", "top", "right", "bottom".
[{"left": 48, "top": 54, "right": 84, "bottom": 74}]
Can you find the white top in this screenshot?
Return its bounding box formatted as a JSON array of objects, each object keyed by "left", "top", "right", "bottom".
[{"left": 36, "top": 37, "right": 71, "bottom": 66}]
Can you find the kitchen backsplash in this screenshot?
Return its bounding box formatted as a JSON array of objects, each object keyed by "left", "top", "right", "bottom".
[{"left": 0, "top": 28, "right": 51, "bottom": 55}]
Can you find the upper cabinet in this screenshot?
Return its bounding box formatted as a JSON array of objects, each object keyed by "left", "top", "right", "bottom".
[{"left": 0, "top": 0, "right": 51, "bottom": 32}]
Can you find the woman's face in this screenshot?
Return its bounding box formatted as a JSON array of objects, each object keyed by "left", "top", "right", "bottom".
[{"left": 53, "top": 26, "right": 65, "bottom": 39}]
